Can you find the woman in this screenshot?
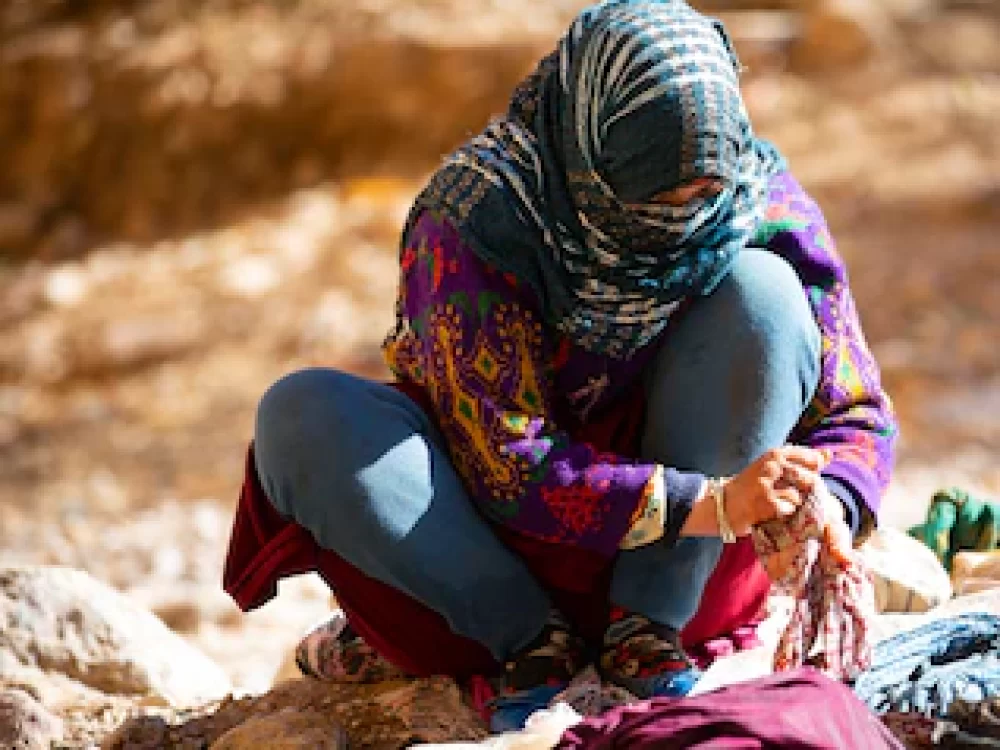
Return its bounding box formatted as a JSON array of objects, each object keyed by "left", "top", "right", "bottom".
[{"left": 226, "top": 0, "right": 896, "bottom": 732}]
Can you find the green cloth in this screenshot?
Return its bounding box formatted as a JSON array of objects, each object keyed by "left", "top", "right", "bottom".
[{"left": 909, "top": 488, "right": 1000, "bottom": 571}]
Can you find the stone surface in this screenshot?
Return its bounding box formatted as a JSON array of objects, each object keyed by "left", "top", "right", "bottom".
[
  {"left": 0, "top": 689, "right": 65, "bottom": 750},
  {"left": 0, "top": 566, "right": 231, "bottom": 706},
  {"left": 952, "top": 551, "right": 1000, "bottom": 597},
  {"left": 105, "top": 677, "right": 487, "bottom": 750},
  {"left": 210, "top": 708, "right": 348, "bottom": 749}
]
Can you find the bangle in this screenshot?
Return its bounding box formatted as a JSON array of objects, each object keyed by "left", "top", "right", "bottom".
[{"left": 709, "top": 477, "right": 737, "bottom": 544}]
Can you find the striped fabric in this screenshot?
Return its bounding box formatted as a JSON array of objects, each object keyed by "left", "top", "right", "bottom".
[{"left": 400, "top": 0, "right": 785, "bottom": 358}]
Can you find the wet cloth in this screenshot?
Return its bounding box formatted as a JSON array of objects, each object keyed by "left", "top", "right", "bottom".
[
  {"left": 853, "top": 614, "right": 1000, "bottom": 718},
  {"left": 752, "top": 489, "right": 876, "bottom": 680},
  {"left": 556, "top": 668, "right": 904, "bottom": 749}
]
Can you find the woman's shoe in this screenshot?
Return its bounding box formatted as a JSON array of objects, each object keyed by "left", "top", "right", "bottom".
[
  {"left": 599, "top": 606, "right": 701, "bottom": 698},
  {"left": 488, "top": 683, "right": 568, "bottom": 733},
  {"left": 295, "top": 609, "right": 405, "bottom": 683},
  {"left": 488, "top": 610, "right": 584, "bottom": 733}
]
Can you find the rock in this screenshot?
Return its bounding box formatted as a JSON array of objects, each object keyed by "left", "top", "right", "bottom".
[
  {"left": 101, "top": 715, "right": 172, "bottom": 750},
  {"left": 859, "top": 527, "right": 952, "bottom": 613},
  {"left": 0, "top": 566, "right": 231, "bottom": 707},
  {"left": 210, "top": 708, "right": 348, "bottom": 749},
  {"left": 374, "top": 677, "right": 489, "bottom": 744},
  {"left": 0, "top": 203, "right": 40, "bottom": 250},
  {"left": 106, "top": 677, "right": 487, "bottom": 750},
  {"left": 952, "top": 551, "right": 1000, "bottom": 597},
  {"left": 100, "top": 311, "right": 206, "bottom": 370},
  {"left": 153, "top": 601, "right": 204, "bottom": 635},
  {"left": 217, "top": 255, "right": 282, "bottom": 299},
  {"left": 0, "top": 689, "right": 64, "bottom": 750}
]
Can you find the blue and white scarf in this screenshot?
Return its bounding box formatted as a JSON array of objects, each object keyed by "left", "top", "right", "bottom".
[{"left": 404, "top": 0, "right": 786, "bottom": 358}]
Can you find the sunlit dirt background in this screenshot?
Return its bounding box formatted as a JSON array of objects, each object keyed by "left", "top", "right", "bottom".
[{"left": 0, "top": 0, "right": 997, "bottom": 744}]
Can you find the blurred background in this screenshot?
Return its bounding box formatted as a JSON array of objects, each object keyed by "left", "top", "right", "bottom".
[{"left": 0, "top": 0, "right": 997, "bottom": 696}]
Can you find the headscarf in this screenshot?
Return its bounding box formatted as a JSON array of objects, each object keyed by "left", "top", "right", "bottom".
[{"left": 400, "top": 0, "right": 786, "bottom": 358}]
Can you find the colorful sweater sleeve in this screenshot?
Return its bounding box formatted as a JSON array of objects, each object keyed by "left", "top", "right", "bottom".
[
  {"left": 760, "top": 173, "right": 898, "bottom": 539},
  {"left": 384, "top": 212, "right": 704, "bottom": 557}
]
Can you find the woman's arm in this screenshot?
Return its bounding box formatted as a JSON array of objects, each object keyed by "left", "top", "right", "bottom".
[{"left": 760, "top": 174, "right": 898, "bottom": 540}]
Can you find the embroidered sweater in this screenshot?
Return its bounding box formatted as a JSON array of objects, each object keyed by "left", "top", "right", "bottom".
[{"left": 383, "top": 172, "right": 897, "bottom": 557}]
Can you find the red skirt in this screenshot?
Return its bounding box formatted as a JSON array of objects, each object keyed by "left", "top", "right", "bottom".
[{"left": 223, "top": 382, "right": 770, "bottom": 677}]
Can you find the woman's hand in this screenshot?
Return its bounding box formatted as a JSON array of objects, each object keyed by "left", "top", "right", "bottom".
[
  {"left": 680, "top": 446, "right": 830, "bottom": 539},
  {"left": 724, "top": 447, "right": 830, "bottom": 537}
]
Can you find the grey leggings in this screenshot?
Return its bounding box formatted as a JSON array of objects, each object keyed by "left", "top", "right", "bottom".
[{"left": 253, "top": 250, "right": 821, "bottom": 661}]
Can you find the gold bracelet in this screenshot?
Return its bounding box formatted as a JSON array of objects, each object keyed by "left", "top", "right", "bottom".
[{"left": 709, "top": 477, "right": 737, "bottom": 544}]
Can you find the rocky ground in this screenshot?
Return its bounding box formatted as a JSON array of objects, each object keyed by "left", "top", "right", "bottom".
[{"left": 0, "top": 0, "right": 998, "bottom": 747}]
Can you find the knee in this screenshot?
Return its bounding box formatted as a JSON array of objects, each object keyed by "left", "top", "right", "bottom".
[
  {"left": 256, "top": 368, "right": 342, "bottom": 454},
  {"left": 714, "top": 250, "right": 821, "bottom": 398},
  {"left": 253, "top": 368, "right": 352, "bottom": 509}
]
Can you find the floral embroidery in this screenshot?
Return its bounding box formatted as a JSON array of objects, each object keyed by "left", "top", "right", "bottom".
[{"left": 541, "top": 484, "right": 610, "bottom": 538}]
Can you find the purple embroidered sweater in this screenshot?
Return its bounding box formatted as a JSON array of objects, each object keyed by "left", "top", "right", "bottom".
[{"left": 384, "top": 172, "right": 897, "bottom": 556}]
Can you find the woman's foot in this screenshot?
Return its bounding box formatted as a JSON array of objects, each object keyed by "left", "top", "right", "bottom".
[
  {"left": 599, "top": 606, "right": 701, "bottom": 699},
  {"left": 295, "top": 609, "right": 405, "bottom": 683},
  {"left": 488, "top": 610, "right": 585, "bottom": 733}
]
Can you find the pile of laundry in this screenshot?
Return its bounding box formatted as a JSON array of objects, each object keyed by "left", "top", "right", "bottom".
[{"left": 414, "top": 614, "right": 1000, "bottom": 749}]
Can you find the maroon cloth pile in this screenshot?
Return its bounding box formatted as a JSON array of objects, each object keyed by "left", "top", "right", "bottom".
[{"left": 557, "top": 668, "right": 903, "bottom": 749}]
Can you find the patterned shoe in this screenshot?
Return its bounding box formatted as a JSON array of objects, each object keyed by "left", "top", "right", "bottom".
[
  {"left": 294, "top": 609, "right": 405, "bottom": 683},
  {"left": 599, "top": 606, "right": 701, "bottom": 699},
  {"left": 488, "top": 610, "right": 585, "bottom": 733}
]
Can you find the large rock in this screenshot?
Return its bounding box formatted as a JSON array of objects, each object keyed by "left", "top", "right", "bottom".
[
  {"left": 0, "top": 689, "right": 64, "bottom": 750},
  {"left": 105, "top": 676, "right": 487, "bottom": 750},
  {"left": 0, "top": 566, "right": 231, "bottom": 707}
]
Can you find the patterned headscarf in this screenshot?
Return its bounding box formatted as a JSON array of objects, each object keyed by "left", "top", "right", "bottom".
[{"left": 402, "top": 0, "right": 786, "bottom": 358}]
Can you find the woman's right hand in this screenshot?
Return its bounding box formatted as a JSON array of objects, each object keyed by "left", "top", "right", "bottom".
[{"left": 723, "top": 447, "right": 830, "bottom": 537}]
